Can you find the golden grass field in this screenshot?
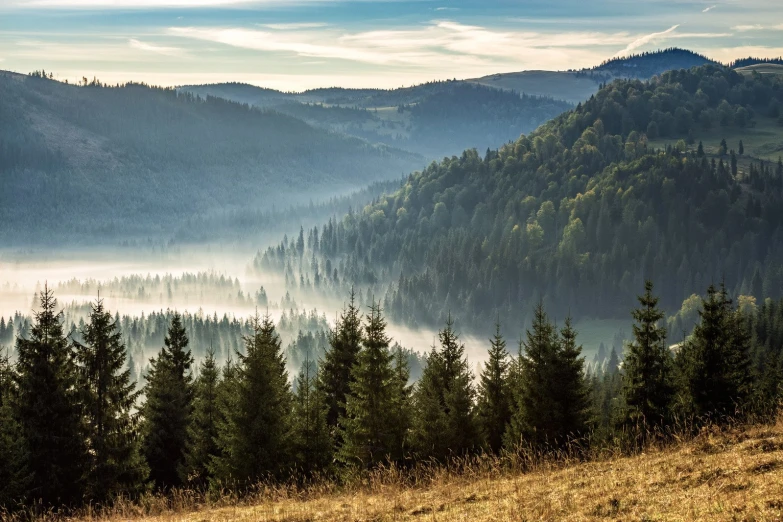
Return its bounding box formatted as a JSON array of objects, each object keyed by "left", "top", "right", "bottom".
[{"left": 72, "top": 419, "right": 783, "bottom": 522}]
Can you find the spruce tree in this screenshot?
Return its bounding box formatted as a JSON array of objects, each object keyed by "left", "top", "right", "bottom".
[
  {"left": 677, "top": 284, "right": 753, "bottom": 419},
  {"left": 13, "top": 286, "right": 86, "bottom": 507},
  {"left": 505, "top": 302, "right": 560, "bottom": 449},
  {"left": 554, "top": 317, "right": 590, "bottom": 440},
  {"left": 622, "top": 281, "right": 674, "bottom": 431},
  {"left": 339, "top": 302, "right": 398, "bottom": 467},
  {"left": 141, "top": 313, "right": 193, "bottom": 490},
  {"left": 212, "top": 313, "right": 292, "bottom": 486},
  {"left": 291, "top": 357, "right": 332, "bottom": 476},
  {"left": 183, "top": 347, "right": 221, "bottom": 487},
  {"left": 74, "top": 298, "right": 146, "bottom": 502},
  {"left": 0, "top": 349, "right": 30, "bottom": 509},
  {"left": 389, "top": 344, "right": 413, "bottom": 462},
  {"left": 412, "top": 316, "right": 478, "bottom": 460},
  {"left": 318, "top": 289, "right": 362, "bottom": 431},
  {"left": 476, "top": 322, "right": 512, "bottom": 453}
]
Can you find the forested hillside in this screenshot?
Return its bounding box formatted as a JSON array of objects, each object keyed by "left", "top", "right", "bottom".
[
  {"left": 0, "top": 72, "right": 421, "bottom": 244},
  {"left": 257, "top": 65, "right": 783, "bottom": 329},
  {"left": 183, "top": 81, "right": 572, "bottom": 160}
]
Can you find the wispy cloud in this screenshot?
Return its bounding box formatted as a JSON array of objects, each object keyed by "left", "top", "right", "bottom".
[
  {"left": 261, "top": 23, "right": 328, "bottom": 30},
  {"left": 733, "top": 24, "right": 764, "bottom": 32},
  {"left": 128, "top": 38, "right": 183, "bottom": 56},
  {"left": 16, "top": 0, "right": 273, "bottom": 6},
  {"left": 614, "top": 25, "right": 679, "bottom": 57},
  {"left": 167, "top": 21, "right": 634, "bottom": 70},
  {"left": 702, "top": 5, "right": 717, "bottom": 12}
]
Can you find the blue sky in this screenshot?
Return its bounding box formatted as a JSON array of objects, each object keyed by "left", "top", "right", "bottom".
[{"left": 0, "top": 0, "right": 781, "bottom": 90}]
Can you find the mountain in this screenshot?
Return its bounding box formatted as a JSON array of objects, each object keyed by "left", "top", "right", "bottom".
[
  {"left": 468, "top": 48, "right": 718, "bottom": 104},
  {"left": 257, "top": 64, "right": 783, "bottom": 329},
  {"left": 589, "top": 48, "right": 718, "bottom": 79},
  {"left": 182, "top": 81, "right": 572, "bottom": 160},
  {"left": 0, "top": 72, "right": 422, "bottom": 244}
]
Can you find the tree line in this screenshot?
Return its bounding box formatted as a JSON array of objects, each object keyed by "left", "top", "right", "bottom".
[
  {"left": 255, "top": 65, "right": 783, "bottom": 331},
  {"left": 2, "top": 278, "right": 780, "bottom": 513}
]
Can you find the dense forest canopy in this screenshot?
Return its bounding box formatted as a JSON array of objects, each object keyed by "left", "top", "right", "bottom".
[{"left": 256, "top": 65, "right": 783, "bottom": 330}]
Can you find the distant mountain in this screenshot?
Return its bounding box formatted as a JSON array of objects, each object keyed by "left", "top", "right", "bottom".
[
  {"left": 0, "top": 72, "right": 422, "bottom": 244},
  {"left": 589, "top": 48, "right": 718, "bottom": 79},
  {"left": 468, "top": 48, "right": 719, "bottom": 104},
  {"left": 181, "top": 81, "right": 572, "bottom": 160}
]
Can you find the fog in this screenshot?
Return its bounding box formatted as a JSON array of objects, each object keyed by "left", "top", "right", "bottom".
[{"left": 0, "top": 243, "right": 629, "bottom": 382}]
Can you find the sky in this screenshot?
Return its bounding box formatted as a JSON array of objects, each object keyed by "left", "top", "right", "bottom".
[{"left": 0, "top": 0, "right": 781, "bottom": 90}]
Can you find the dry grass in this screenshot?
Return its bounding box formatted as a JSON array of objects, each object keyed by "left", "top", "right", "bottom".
[{"left": 57, "top": 419, "right": 783, "bottom": 522}]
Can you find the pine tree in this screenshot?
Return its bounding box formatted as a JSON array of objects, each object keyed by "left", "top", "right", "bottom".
[
  {"left": 0, "top": 349, "right": 30, "bottom": 509},
  {"left": 739, "top": 140, "right": 744, "bottom": 155},
  {"left": 622, "top": 281, "right": 674, "bottom": 431},
  {"left": 291, "top": 357, "right": 332, "bottom": 476},
  {"left": 318, "top": 289, "right": 362, "bottom": 431},
  {"left": 677, "top": 284, "right": 753, "bottom": 419},
  {"left": 183, "top": 347, "right": 221, "bottom": 487},
  {"left": 554, "top": 317, "right": 590, "bottom": 440},
  {"left": 476, "top": 322, "right": 512, "bottom": 453},
  {"left": 339, "top": 302, "right": 398, "bottom": 467},
  {"left": 389, "top": 344, "right": 413, "bottom": 462},
  {"left": 74, "top": 298, "right": 146, "bottom": 502},
  {"left": 505, "top": 302, "right": 560, "bottom": 449},
  {"left": 141, "top": 313, "right": 194, "bottom": 490},
  {"left": 697, "top": 141, "right": 705, "bottom": 157},
  {"left": 412, "top": 316, "right": 478, "bottom": 460},
  {"left": 211, "top": 313, "right": 292, "bottom": 486},
  {"left": 13, "top": 286, "right": 86, "bottom": 507}
]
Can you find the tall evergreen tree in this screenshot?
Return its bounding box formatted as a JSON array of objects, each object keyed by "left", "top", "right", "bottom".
[
  {"left": 389, "top": 344, "right": 413, "bottom": 462},
  {"left": 0, "top": 349, "right": 30, "bottom": 509},
  {"left": 212, "top": 313, "right": 292, "bottom": 486},
  {"left": 622, "top": 281, "right": 674, "bottom": 431},
  {"left": 677, "top": 284, "right": 753, "bottom": 419},
  {"left": 505, "top": 302, "right": 561, "bottom": 449},
  {"left": 339, "top": 302, "right": 398, "bottom": 467},
  {"left": 74, "top": 298, "right": 146, "bottom": 502},
  {"left": 13, "top": 286, "right": 86, "bottom": 507},
  {"left": 318, "top": 289, "right": 362, "bottom": 431},
  {"left": 412, "top": 316, "right": 478, "bottom": 460},
  {"left": 554, "top": 317, "right": 590, "bottom": 440},
  {"left": 476, "top": 322, "right": 512, "bottom": 453},
  {"left": 141, "top": 313, "right": 193, "bottom": 490},
  {"left": 183, "top": 347, "right": 221, "bottom": 487},
  {"left": 291, "top": 356, "right": 332, "bottom": 476}
]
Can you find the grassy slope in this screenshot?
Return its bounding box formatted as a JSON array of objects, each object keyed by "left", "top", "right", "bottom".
[
  {"left": 649, "top": 116, "right": 783, "bottom": 162},
  {"left": 87, "top": 420, "right": 783, "bottom": 521}
]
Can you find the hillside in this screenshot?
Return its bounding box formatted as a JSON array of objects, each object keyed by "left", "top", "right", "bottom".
[
  {"left": 182, "top": 81, "right": 572, "bottom": 160},
  {"left": 590, "top": 48, "right": 717, "bottom": 79},
  {"left": 469, "top": 49, "right": 718, "bottom": 105},
  {"left": 82, "top": 420, "right": 783, "bottom": 521},
  {"left": 257, "top": 65, "right": 783, "bottom": 330},
  {"left": 0, "top": 72, "right": 422, "bottom": 244}
]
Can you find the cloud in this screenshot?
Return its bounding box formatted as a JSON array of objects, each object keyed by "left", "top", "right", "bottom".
[
  {"left": 15, "top": 0, "right": 278, "bottom": 6},
  {"left": 261, "top": 23, "right": 328, "bottom": 30},
  {"left": 614, "top": 25, "right": 679, "bottom": 57},
  {"left": 702, "top": 5, "right": 717, "bottom": 12},
  {"left": 732, "top": 24, "right": 764, "bottom": 32},
  {"left": 128, "top": 38, "right": 183, "bottom": 56},
  {"left": 167, "top": 21, "right": 633, "bottom": 70}
]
